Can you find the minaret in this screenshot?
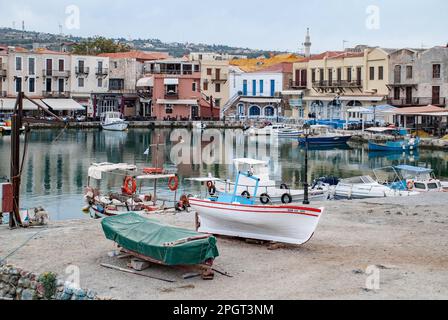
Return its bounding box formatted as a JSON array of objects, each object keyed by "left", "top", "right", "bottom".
[{"left": 303, "top": 28, "right": 312, "bottom": 58}]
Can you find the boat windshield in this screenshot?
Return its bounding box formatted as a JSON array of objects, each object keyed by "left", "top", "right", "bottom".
[{"left": 341, "top": 176, "right": 376, "bottom": 184}]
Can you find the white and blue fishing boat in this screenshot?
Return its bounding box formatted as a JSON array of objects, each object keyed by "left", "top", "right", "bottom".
[{"left": 189, "top": 171, "right": 325, "bottom": 245}]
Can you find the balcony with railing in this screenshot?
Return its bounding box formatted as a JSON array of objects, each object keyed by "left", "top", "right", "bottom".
[
  {"left": 164, "top": 91, "right": 179, "bottom": 99},
  {"left": 95, "top": 68, "right": 109, "bottom": 77},
  {"left": 43, "top": 69, "right": 71, "bottom": 78},
  {"left": 290, "top": 79, "right": 308, "bottom": 89},
  {"left": 211, "top": 74, "right": 228, "bottom": 83},
  {"left": 313, "top": 80, "right": 363, "bottom": 89},
  {"left": 75, "top": 67, "right": 90, "bottom": 75},
  {"left": 42, "top": 91, "right": 71, "bottom": 98},
  {"left": 387, "top": 97, "right": 446, "bottom": 107},
  {"left": 0, "top": 63, "right": 6, "bottom": 77}
]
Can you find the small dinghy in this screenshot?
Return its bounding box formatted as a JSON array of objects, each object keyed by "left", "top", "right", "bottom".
[
  {"left": 102, "top": 213, "right": 219, "bottom": 267},
  {"left": 189, "top": 171, "right": 325, "bottom": 245}
]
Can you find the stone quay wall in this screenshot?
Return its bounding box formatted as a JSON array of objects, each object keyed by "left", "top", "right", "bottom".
[{"left": 0, "top": 263, "right": 105, "bottom": 300}]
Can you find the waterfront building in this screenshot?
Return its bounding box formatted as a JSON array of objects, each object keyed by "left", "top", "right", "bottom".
[
  {"left": 70, "top": 55, "right": 110, "bottom": 113},
  {"left": 199, "top": 59, "right": 230, "bottom": 112},
  {"left": 0, "top": 46, "right": 8, "bottom": 97},
  {"left": 142, "top": 58, "right": 218, "bottom": 120},
  {"left": 293, "top": 48, "right": 390, "bottom": 123},
  {"left": 3, "top": 46, "right": 71, "bottom": 99},
  {"left": 97, "top": 51, "right": 169, "bottom": 118},
  {"left": 387, "top": 46, "right": 448, "bottom": 108},
  {"left": 222, "top": 54, "right": 302, "bottom": 120}
]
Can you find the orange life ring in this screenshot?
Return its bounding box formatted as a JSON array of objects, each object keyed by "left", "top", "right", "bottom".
[
  {"left": 206, "top": 181, "right": 215, "bottom": 189},
  {"left": 168, "top": 176, "right": 179, "bottom": 191},
  {"left": 122, "top": 176, "right": 137, "bottom": 195},
  {"left": 407, "top": 181, "right": 414, "bottom": 190}
]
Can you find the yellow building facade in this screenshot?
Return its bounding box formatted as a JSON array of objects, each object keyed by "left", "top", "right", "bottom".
[{"left": 292, "top": 48, "right": 390, "bottom": 121}]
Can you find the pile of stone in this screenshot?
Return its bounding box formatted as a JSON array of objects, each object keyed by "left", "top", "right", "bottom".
[{"left": 0, "top": 264, "right": 105, "bottom": 300}]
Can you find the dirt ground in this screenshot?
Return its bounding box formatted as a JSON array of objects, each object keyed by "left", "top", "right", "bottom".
[{"left": 1, "top": 193, "right": 447, "bottom": 300}]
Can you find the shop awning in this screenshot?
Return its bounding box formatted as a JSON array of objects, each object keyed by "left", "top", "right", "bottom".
[
  {"left": 0, "top": 98, "right": 47, "bottom": 111},
  {"left": 281, "top": 90, "right": 304, "bottom": 96},
  {"left": 41, "top": 99, "right": 86, "bottom": 111},
  {"left": 157, "top": 99, "right": 198, "bottom": 105},
  {"left": 302, "top": 96, "right": 336, "bottom": 102},
  {"left": 240, "top": 97, "right": 282, "bottom": 104},
  {"left": 339, "top": 96, "right": 385, "bottom": 102},
  {"left": 136, "top": 77, "right": 154, "bottom": 87},
  {"left": 164, "top": 78, "right": 179, "bottom": 85},
  {"left": 388, "top": 105, "right": 445, "bottom": 115}
]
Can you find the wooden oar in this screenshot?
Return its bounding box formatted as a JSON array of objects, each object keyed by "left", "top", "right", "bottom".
[{"left": 100, "top": 263, "right": 176, "bottom": 283}]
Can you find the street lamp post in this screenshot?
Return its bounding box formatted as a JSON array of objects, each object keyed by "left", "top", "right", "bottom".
[{"left": 303, "top": 123, "right": 311, "bottom": 205}]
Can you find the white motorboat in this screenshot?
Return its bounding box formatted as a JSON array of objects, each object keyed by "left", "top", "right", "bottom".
[
  {"left": 247, "top": 124, "right": 296, "bottom": 136},
  {"left": 333, "top": 175, "right": 419, "bottom": 199},
  {"left": 393, "top": 165, "right": 444, "bottom": 193},
  {"left": 189, "top": 171, "right": 325, "bottom": 245},
  {"left": 214, "top": 158, "right": 330, "bottom": 204},
  {"left": 101, "top": 112, "right": 129, "bottom": 131}
]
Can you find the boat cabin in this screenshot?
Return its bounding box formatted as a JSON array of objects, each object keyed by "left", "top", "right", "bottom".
[{"left": 394, "top": 165, "right": 443, "bottom": 192}]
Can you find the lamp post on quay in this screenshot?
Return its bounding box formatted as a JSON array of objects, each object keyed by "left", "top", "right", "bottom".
[{"left": 302, "top": 123, "right": 311, "bottom": 205}]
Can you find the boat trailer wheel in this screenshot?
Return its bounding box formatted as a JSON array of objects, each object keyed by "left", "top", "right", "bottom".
[
  {"left": 281, "top": 193, "right": 293, "bottom": 204},
  {"left": 260, "top": 193, "right": 271, "bottom": 205},
  {"left": 241, "top": 191, "right": 251, "bottom": 199}
]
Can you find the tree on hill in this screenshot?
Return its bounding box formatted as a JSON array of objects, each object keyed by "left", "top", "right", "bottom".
[{"left": 72, "top": 36, "right": 130, "bottom": 55}]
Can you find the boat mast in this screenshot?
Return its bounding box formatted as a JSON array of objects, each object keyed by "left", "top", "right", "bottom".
[{"left": 9, "top": 92, "right": 24, "bottom": 228}]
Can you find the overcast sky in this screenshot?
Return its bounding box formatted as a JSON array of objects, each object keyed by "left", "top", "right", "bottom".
[{"left": 0, "top": 0, "right": 447, "bottom": 53}]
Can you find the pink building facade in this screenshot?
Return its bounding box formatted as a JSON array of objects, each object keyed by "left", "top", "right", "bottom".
[{"left": 142, "top": 59, "right": 219, "bottom": 121}]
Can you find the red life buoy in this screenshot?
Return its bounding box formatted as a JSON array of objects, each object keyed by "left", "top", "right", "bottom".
[
  {"left": 168, "top": 176, "right": 179, "bottom": 191},
  {"left": 407, "top": 181, "right": 414, "bottom": 190},
  {"left": 122, "top": 176, "right": 137, "bottom": 195}
]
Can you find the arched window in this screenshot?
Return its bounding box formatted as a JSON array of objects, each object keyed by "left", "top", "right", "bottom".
[
  {"left": 264, "top": 106, "right": 275, "bottom": 117},
  {"left": 346, "top": 100, "right": 362, "bottom": 107},
  {"left": 249, "top": 105, "right": 261, "bottom": 117}
]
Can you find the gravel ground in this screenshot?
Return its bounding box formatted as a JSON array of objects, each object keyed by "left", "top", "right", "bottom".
[{"left": 1, "top": 193, "right": 447, "bottom": 300}]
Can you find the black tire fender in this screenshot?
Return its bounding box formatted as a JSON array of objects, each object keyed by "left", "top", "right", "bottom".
[
  {"left": 241, "top": 191, "right": 251, "bottom": 199},
  {"left": 281, "top": 193, "right": 293, "bottom": 204},
  {"left": 260, "top": 193, "right": 271, "bottom": 205}
]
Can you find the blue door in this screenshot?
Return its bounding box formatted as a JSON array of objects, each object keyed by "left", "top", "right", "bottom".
[
  {"left": 243, "top": 80, "right": 248, "bottom": 96},
  {"left": 252, "top": 80, "right": 257, "bottom": 96},
  {"left": 270, "top": 80, "right": 275, "bottom": 96},
  {"left": 260, "top": 80, "right": 264, "bottom": 94}
]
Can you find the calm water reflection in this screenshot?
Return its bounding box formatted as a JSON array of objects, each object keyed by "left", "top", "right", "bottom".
[{"left": 1, "top": 129, "right": 447, "bottom": 220}]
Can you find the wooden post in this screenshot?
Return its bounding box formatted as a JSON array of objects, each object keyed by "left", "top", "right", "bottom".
[{"left": 9, "top": 92, "right": 23, "bottom": 228}]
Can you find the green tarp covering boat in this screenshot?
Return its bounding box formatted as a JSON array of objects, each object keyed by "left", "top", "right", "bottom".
[{"left": 101, "top": 213, "right": 219, "bottom": 266}]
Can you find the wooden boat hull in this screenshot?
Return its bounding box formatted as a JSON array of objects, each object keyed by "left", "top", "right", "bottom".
[{"left": 189, "top": 198, "right": 324, "bottom": 245}]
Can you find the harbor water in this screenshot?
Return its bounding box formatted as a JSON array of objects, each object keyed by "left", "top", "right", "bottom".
[{"left": 1, "top": 128, "right": 447, "bottom": 221}]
